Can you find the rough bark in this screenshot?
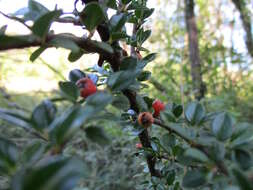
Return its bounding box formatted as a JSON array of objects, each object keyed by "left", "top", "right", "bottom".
[
  {"left": 184, "top": 0, "right": 205, "bottom": 100},
  {"left": 231, "top": 0, "right": 253, "bottom": 57}
]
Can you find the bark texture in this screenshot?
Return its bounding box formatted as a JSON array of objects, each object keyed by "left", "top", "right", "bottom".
[
  {"left": 184, "top": 0, "right": 205, "bottom": 100},
  {"left": 232, "top": 0, "right": 253, "bottom": 57}
]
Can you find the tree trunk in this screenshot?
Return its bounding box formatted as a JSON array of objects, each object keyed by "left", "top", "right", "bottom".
[
  {"left": 184, "top": 0, "right": 205, "bottom": 100},
  {"left": 231, "top": 0, "right": 253, "bottom": 58}
]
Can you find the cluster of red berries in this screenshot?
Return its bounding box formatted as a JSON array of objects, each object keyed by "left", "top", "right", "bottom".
[
  {"left": 137, "top": 99, "right": 165, "bottom": 128},
  {"left": 76, "top": 77, "right": 97, "bottom": 98}
]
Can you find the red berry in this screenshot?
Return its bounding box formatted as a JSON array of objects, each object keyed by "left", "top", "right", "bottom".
[
  {"left": 76, "top": 77, "right": 97, "bottom": 98},
  {"left": 138, "top": 112, "right": 154, "bottom": 128},
  {"left": 152, "top": 99, "right": 165, "bottom": 117},
  {"left": 136, "top": 143, "right": 143, "bottom": 149}
]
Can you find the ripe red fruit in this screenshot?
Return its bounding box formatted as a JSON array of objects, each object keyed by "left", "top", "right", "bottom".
[
  {"left": 136, "top": 143, "right": 143, "bottom": 149},
  {"left": 152, "top": 99, "right": 165, "bottom": 117},
  {"left": 138, "top": 112, "right": 154, "bottom": 128},
  {"left": 76, "top": 77, "right": 97, "bottom": 98}
]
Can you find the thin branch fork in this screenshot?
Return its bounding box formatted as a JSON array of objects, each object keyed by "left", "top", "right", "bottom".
[{"left": 153, "top": 119, "right": 229, "bottom": 176}]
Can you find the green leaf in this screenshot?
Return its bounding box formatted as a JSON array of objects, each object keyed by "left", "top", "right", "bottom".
[
  {"left": 120, "top": 56, "right": 138, "bottom": 70},
  {"left": 49, "top": 105, "right": 94, "bottom": 144},
  {"left": 49, "top": 36, "right": 80, "bottom": 53},
  {"left": 161, "top": 133, "right": 176, "bottom": 152},
  {"left": 68, "top": 50, "right": 85, "bottom": 62},
  {"left": 112, "top": 94, "right": 129, "bottom": 110},
  {"left": 111, "top": 31, "right": 128, "bottom": 41},
  {"left": 32, "top": 10, "right": 62, "bottom": 40},
  {"left": 22, "top": 141, "right": 46, "bottom": 164},
  {"left": 142, "top": 8, "right": 154, "bottom": 19},
  {"left": 31, "top": 99, "right": 57, "bottom": 130},
  {"left": 109, "top": 13, "right": 128, "bottom": 32},
  {"left": 85, "top": 91, "right": 113, "bottom": 111},
  {"left": 85, "top": 126, "right": 110, "bottom": 146},
  {"left": 68, "top": 69, "right": 86, "bottom": 83},
  {"left": 59, "top": 81, "right": 80, "bottom": 102},
  {"left": 11, "top": 157, "right": 85, "bottom": 190},
  {"left": 26, "top": 0, "right": 49, "bottom": 21},
  {"left": 80, "top": 2, "right": 105, "bottom": 31},
  {"left": 161, "top": 123, "right": 197, "bottom": 141},
  {"left": 232, "top": 168, "right": 253, "bottom": 190},
  {"left": 0, "top": 108, "right": 33, "bottom": 130},
  {"left": 182, "top": 170, "right": 206, "bottom": 188},
  {"left": 231, "top": 123, "right": 252, "bottom": 142},
  {"left": 136, "top": 95, "right": 148, "bottom": 112},
  {"left": 136, "top": 28, "right": 151, "bottom": 45},
  {"left": 137, "top": 70, "right": 151, "bottom": 81},
  {"left": 172, "top": 104, "right": 183, "bottom": 118},
  {"left": 0, "top": 137, "right": 19, "bottom": 175},
  {"left": 234, "top": 149, "right": 252, "bottom": 170},
  {"left": 185, "top": 102, "right": 205, "bottom": 125},
  {"left": 0, "top": 25, "right": 7, "bottom": 35},
  {"left": 107, "top": 70, "right": 138, "bottom": 91},
  {"left": 212, "top": 112, "right": 233, "bottom": 141},
  {"left": 184, "top": 148, "right": 209, "bottom": 162},
  {"left": 208, "top": 142, "right": 226, "bottom": 161},
  {"left": 107, "top": 0, "right": 117, "bottom": 9},
  {"left": 30, "top": 46, "right": 47, "bottom": 62},
  {"left": 138, "top": 53, "right": 156, "bottom": 69},
  {"left": 160, "top": 110, "right": 176, "bottom": 123},
  {"left": 122, "top": 0, "right": 131, "bottom": 4}
]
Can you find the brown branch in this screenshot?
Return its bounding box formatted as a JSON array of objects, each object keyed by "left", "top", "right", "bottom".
[
  {"left": 0, "top": 11, "right": 32, "bottom": 30},
  {"left": 55, "top": 18, "right": 81, "bottom": 26},
  {"left": 184, "top": 0, "right": 205, "bottom": 100},
  {"left": 231, "top": 0, "right": 253, "bottom": 57},
  {"left": 0, "top": 34, "right": 114, "bottom": 58}
]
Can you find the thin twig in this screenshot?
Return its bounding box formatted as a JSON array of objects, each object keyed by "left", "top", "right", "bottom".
[
  {"left": 153, "top": 119, "right": 229, "bottom": 176},
  {"left": 0, "top": 11, "right": 32, "bottom": 30}
]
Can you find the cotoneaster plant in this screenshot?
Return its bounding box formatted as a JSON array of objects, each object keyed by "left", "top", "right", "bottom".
[
  {"left": 76, "top": 77, "right": 97, "bottom": 98},
  {"left": 0, "top": 0, "right": 252, "bottom": 190}
]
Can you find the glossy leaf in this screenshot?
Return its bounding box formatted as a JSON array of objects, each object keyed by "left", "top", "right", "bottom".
[
  {"left": 59, "top": 81, "right": 80, "bottom": 102},
  {"left": 68, "top": 69, "right": 86, "bottom": 83},
  {"left": 107, "top": 70, "right": 138, "bottom": 91},
  {"left": 182, "top": 170, "right": 206, "bottom": 188},
  {"left": 185, "top": 102, "right": 205, "bottom": 125},
  {"left": 68, "top": 50, "right": 85, "bottom": 62},
  {"left": 31, "top": 99, "right": 57, "bottom": 130},
  {"left": 80, "top": 2, "right": 105, "bottom": 31},
  {"left": 30, "top": 46, "right": 47, "bottom": 62},
  {"left": 234, "top": 149, "right": 252, "bottom": 170},
  {"left": 85, "top": 91, "right": 113, "bottom": 111},
  {"left": 184, "top": 148, "right": 209, "bottom": 162},
  {"left": 109, "top": 13, "right": 127, "bottom": 32},
  {"left": 0, "top": 137, "right": 19, "bottom": 175},
  {"left": 32, "top": 10, "right": 62, "bottom": 39},
  {"left": 0, "top": 108, "right": 33, "bottom": 130},
  {"left": 212, "top": 112, "right": 233, "bottom": 141}
]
